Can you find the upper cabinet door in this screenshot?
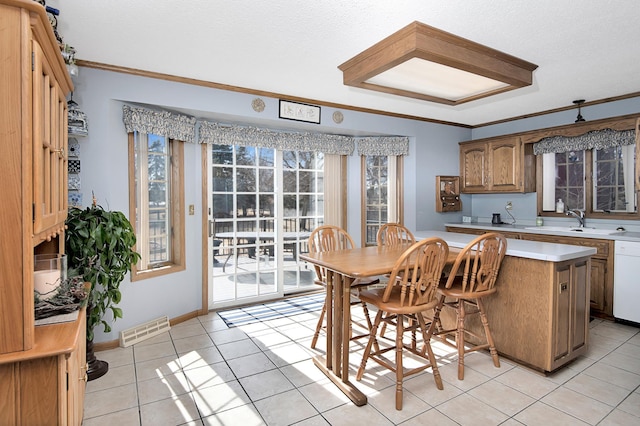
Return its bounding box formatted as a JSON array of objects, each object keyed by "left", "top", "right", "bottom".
[
  {"left": 460, "top": 142, "right": 488, "bottom": 192},
  {"left": 460, "top": 136, "right": 534, "bottom": 194},
  {"left": 32, "top": 40, "right": 68, "bottom": 242},
  {"left": 488, "top": 138, "right": 520, "bottom": 191}
]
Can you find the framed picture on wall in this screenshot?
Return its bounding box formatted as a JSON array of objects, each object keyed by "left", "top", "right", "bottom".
[{"left": 279, "top": 100, "right": 321, "bottom": 124}]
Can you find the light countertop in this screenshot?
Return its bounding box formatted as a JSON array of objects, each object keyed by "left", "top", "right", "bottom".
[
  {"left": 445, "top": 222, "right": 640, "bottom": 242},
  {"left": 415, "top": 230, "right": 597, "bottom": 262}
]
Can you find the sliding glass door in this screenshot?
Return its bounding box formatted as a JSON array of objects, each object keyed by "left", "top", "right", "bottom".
[{"left": 207, "top": 144, "right": 320, "bottom": 309}]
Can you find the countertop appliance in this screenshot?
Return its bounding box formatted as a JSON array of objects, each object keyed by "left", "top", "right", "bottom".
[{"left": 614, "top": 240, "right": 640, "bottom": 323}]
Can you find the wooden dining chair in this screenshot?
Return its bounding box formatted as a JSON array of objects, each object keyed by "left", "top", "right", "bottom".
[
  {"left": 356, "top": 237, "right": 449, "bottom": 410},
  {"left": 376, "top": 223, "right": 416, "bottom": 247},
  {"left": 308, "top": 225, "right": 379, "bottom": 349},
  {"left": 427, "top": 232, "right": 507, "bottom": 380},
  {"left": 376, "top": 223, "right": 416, "bottom": 339}
]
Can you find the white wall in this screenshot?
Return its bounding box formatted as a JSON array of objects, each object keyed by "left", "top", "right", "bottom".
[{"left": 73, "top": 67, "right": 468, "bottom": 343}]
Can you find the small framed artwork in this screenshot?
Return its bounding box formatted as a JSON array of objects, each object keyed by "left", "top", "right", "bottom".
[
  {"left": 279, "top": 100, "right": 321, "bottom": 124},
  {"left": 435, "top": 176, "right": 461, "bottom": 212}
]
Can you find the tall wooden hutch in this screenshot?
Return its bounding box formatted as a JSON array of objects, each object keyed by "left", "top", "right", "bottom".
[{"left": 0, "top": 1, "right": 86, "bottom": 424}]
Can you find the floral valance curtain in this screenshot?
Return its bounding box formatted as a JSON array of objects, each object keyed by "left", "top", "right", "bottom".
[
  {"left": 533, "top": 128, "right": 635, "bottom": 155},
  {"left": 198, "top": 121, "right": 355, "bottom": 155},
  {"left": 123, "top": 105, "right": 411, "bottom": 156},
  {"left": 122, "top": 105, "right": 197, "bottom": 143},
  {"left": 356, "top": 136, "right": 410, "bottom": 156}
]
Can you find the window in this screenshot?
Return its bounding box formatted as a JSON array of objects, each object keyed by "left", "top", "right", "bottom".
[
  {"left": 539, "top": 143, "right": 637, "bottom": 218},
  {"left": 594, "top": 145, "right": 636, "bottom": 212},
  {"left": 550, "top": 150, "right": 585, "bottom": 210},
  {"left": 128, "top": 132, "right": 185, "bottom": 279},
  {"left": 361, "top": 155, "right": 403, "bottom": 245}
]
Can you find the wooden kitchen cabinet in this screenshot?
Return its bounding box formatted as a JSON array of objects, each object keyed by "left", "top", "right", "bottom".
[
  {"left": 0, "top": 0, "right": 72, "bottom": 353},
  {"left": 32, "top": 38, "right": 69, "bottom": 241},
  {"left": 432, "top": 246, "right": 590, "bottom": 372},
  {"left": 0, "top": 0, "right": 83, "bottom": 424},
  {"left": 0, "top": 310, "right": 87, "bottom": 426},
  {"left": 553, "top": 260, "right": 588, "bottom": 364},
  {"left": 518, "top": 233, "right": 613, "bottom": 319},
  {"left": 447, "top": 227, "right": 615, "bottom": 318},
  {"left": 459, "top": 136, "right": 536, "bottom": 193}
]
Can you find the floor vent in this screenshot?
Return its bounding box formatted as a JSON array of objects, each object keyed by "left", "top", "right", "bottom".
[{"left": 119, "top": 316, "right": 171, "bottom": 347}]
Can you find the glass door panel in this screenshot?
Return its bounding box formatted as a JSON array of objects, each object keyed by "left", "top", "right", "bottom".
[{"left": 208, "top": 146, "right": 320, "bottom": 309}]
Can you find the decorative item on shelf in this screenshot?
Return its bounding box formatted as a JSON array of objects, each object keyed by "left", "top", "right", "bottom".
[
  {"left": 332, "top": 110, "right": 344, "bottom": 124},
  {"left": 68, "top": 137, "right": 80, "bottom": 157},
  {"left": 435, "top": 175, "right": 462, "bottom": 212},
  {"left": 65, "top": 195, "right": 141, "bottom": 380},
  {"left": 34, "top": 253, "right": 67, "bottom": 301},
  {"left": 68, "top": 174, "right": 81, "bottom": 190},
  {"left": 62, "top": 44, "right": 78, "bottom": 78},
  {"left": 45, "top": 5, "right": 63, "bottom": 44},
  {"left": 67, "top": 94, "right": 89, "bottom": 136},
  {"left": 251, "top": 97, "right": 265, "bottom": 112},
  {"left": 34, "top": 275, "right": 90, "bottom": 324},
  {"left": 68, "top": 191, "right": 82, "bottom": 207},
  {"left": 68, "top": 158, "right": 81, "bottom": 174}
]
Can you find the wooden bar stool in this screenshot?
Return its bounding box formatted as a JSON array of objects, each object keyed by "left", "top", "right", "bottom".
[
  {"left": 427, "top": 232, "right": 507, "bottom": 380},
  {"left": 356, "top": 237, "right": 449, "bottom": 410},
  {"left": 376, "top": 223, "right": 416, "bottom": 341}
]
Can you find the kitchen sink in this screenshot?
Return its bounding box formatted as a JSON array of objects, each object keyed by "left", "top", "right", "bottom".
[{"left": 524, "top": 226, "right": 622, "bottom": 235}]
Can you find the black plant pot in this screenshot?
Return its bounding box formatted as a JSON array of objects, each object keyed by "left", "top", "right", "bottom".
[
  {"left": 86, "top": 339, "right": 109, "bottom": 381},
  {"left": 85, "top": 305, "right": 109, "bottom": 381}
]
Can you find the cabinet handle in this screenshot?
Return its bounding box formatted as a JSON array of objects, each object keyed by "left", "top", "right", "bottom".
[
  {"left": 560, "top": 282, "right": 568, "bottom": 292},
  {"left": 80, "top": 362, "right": 89, "bottom": 382},
  {"left": 53, "top": 148, "right": 65, "bottom": 159}
]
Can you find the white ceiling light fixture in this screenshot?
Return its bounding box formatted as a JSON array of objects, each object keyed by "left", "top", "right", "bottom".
[{"left": 338, "top": 21, "right": 538, "bottom": 106}]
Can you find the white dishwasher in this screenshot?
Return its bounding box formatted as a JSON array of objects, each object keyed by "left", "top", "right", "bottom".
[{"left": 614, "top": 240, "right": 640, "bottom": 323}]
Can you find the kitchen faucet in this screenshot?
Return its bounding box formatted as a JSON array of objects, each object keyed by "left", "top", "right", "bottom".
[{"left": 566, "top": 209, "right": 585, "bottom": 228}]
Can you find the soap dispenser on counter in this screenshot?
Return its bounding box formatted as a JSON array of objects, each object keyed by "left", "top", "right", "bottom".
[{"left": 556, "top": 199, "right": 564, "bottom": 213}]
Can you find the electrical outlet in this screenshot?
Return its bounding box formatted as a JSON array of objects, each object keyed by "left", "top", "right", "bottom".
[{"left": 505, "top": 201, "right": 513, "bottom": 210}]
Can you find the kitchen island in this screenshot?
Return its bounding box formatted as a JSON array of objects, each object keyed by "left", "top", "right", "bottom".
[{"left": 415, "top": 230, "right": 596, "bottom": 373}]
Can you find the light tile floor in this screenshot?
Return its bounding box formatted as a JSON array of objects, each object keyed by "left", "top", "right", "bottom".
[{"left": 83, "top": 294, "right": 640, "bottom": 426}]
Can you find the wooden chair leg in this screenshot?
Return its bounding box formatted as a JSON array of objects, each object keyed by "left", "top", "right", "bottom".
[
  {"left": 417, "top": 314, "right": 443, "bottom": 390},
  {"left": 456, "top": 299, "right": 466, "bottom": 381},
  {"left": 477, "top": 299, "right": 500, "bottom": 368},
  {"left": 359, "top": 300, "right": 380, "bottom": 353},
  {"left": 356, "top": 310, "right": 383, "bottom": 381},
  {"left": 310, "top": 301, "right": 326, "bottom": 349},
  {"left": 423, "top": 295, "right": 445, "bottom": 356},
  {"left": 395, "top": 313, "right": 404, "bottom": 410}
]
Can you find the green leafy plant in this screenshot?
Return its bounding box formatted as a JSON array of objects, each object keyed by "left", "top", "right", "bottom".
[{"left": 65, "top": 202, "right": 141, "bottom": 340}]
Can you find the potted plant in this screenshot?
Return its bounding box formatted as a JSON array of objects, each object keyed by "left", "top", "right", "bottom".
[{"left": 65, "top": 197, "right": 140, "bottom": 380}]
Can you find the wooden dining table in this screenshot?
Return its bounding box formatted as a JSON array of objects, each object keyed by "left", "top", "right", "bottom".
[{"left": 299, "top": 241, "right": 458, "bottom": 406}]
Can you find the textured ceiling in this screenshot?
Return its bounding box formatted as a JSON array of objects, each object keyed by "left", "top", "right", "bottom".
[{"left": 52, "top": 0, "right": 640, "bottom": 126}]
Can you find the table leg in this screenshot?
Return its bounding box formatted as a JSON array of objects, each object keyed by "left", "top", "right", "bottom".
[
  {"left": 342, "top": 275, "right": 354, "bottom": 381},
  {"left": 334, "top": 270, "right": 343, "bottom": 376},
  {"left": 326, "top": 270, "right": 333, "bottom": 371},
  {"left": 312, "top": 271, "right": 367, "bottom": 406}
]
